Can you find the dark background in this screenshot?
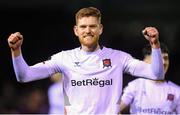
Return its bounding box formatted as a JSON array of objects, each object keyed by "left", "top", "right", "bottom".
[{"left": 0, "top": 0, "right": 180, "bottom": 113}]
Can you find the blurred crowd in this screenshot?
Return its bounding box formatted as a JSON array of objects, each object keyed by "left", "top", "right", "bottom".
[{"left": 0, "top": 79, "right": 50, "bottom": 114}]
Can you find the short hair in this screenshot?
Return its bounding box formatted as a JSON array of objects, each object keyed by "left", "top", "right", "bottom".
[
  {"left": 75, "top": 7, "right": 101, "bottom": 24},
  {"left": 142, "top": 43, "right": 169, "bottom": 58}
]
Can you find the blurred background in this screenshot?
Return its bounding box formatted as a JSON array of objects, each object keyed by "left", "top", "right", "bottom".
[{"left": 0, "top": 0, "right": 180, "bottom": 113}]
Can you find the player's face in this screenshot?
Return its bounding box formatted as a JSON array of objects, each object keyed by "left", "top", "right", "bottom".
[
  {"left": 162, "top": 53, "right": 169, "bottom": 73},
  {"left": 144, "top": 53, "right": 169, "bottom": 74},
  {"left": 74, "top": 16, "right": 103, "bottom": 48}
]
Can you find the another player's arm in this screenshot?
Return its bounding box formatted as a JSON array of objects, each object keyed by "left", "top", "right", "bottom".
[
  {"left": 119, "top": 81, "right": 136, "bottom": 114},
  {"left": 176, "top": 95, "right": 180, "bottom": 114},
  {"left": 119, "top": 101, "right": 128, "bottom": 113}
]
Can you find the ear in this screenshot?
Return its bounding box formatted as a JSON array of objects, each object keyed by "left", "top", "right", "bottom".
[
  {"left": 99, "top": 24, "right": 103, "bottom": 35},
  {"left": 73, "top": 25, "right": 78, "bottom": 36}
]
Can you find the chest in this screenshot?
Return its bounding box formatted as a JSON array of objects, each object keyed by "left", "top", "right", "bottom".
[
  {"left": 63, "top": 54, "right": 123, "bottom": 76},
  {"left": 134, "top": 83, "right": 176, "bottom": 108}
]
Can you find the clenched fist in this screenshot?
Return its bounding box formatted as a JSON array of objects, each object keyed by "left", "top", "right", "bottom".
[
  {"left": 7, "top": 32, "right": 23, "bottom": 51},
  {"left": 142, "top": 27, "right": 160, "bottom": 48}
]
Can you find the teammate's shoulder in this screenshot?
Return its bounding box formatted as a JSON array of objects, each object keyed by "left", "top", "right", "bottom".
[
  {"left": 127, "top": 78, "right": 145, "bottom": 86},
  {"left": 131, "top": 78, "right": 145, "bottom": 83},
  {"left": 168, "top": 81, "right": 180, "bottom": 90},
  {"left": 124, "top": 78, "right": 145, "bottom": 90}
]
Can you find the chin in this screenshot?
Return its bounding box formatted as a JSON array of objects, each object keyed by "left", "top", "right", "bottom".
[{"left": 82, "top": 41, "right": 95, "bottom": 46}]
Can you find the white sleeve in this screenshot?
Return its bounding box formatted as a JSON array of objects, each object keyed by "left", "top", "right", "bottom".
[
  {"left": 151, "top": 48, "right": 164, "bottom": 79},
  {"left": 121, "top": 81, "right": 136, "bottom": 105},
  {"left": 12, "top": 55, "right": 56, "bottom": 82},
  {"left": 125, "top": 48, "right": 164, "bottom": 80},
  {"left": 176, "top": 95, "right": 180, "bottom": 114}
]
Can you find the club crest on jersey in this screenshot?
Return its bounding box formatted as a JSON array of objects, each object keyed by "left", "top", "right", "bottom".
[
  {"left": 103, "top": 59, "right": 112, "bottom": 68},
  {"left": 167, "top": 94, "right": 174, "bottom": 101}
]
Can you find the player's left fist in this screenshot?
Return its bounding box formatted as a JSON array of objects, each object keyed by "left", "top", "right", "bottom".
[{"left": 142, "top": 27, "right": 160, "bottom": 48}]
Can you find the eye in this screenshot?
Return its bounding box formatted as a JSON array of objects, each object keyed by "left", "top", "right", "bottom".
[
  {"left": 89, "top": 25, "right": 97, "bottom": 28},
  {"left": 79, "top": 25, "right": 86, "bottom": 29}
]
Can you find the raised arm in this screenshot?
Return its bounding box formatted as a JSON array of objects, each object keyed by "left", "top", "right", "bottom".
[
  {"left": 7, "top": 32, "right": 52, "bottom": 82},
  {"left": 142, "top": 27, "right": 164, "bottom": 79},
  {"left": 125, "top": 27, "right": 164, "bottom": 80}
]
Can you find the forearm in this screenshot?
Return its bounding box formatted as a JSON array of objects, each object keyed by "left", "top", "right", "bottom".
[
  {"left": 13, "top": 55, "right": 51, "bottom": 82},
  {"left": 151, "top": 40, "right": 160, "bottom": 49},
  {"left": 11, "top": 48, "right": 22, "bottom": 57},
  {"left": 151, "top": 48, "right": 164, "bottom": 79}
]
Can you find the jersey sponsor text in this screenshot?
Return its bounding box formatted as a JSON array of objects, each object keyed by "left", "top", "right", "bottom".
[{"left": 71, "top": 78, "right": 113, "bottom": 87}]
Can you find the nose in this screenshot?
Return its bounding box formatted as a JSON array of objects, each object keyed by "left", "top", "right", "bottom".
[{"left": 85, "top": 27, "right": 91, "bottom": 33}]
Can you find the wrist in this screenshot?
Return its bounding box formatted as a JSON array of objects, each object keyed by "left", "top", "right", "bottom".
[
  {"left": 11, "top": 48, "right": 22, "bottom": 57},
  {"left": 150, "top": 40, "right": 160, "bottom": 49}
]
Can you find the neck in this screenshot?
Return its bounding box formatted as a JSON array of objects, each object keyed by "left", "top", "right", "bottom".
[{"left": 81, "top": 44, "right": 100, "bottom": 52}]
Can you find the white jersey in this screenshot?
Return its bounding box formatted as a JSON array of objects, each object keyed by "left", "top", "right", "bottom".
[
  {"left": 48, "top": 82, "right": 64, "bottom": 114},
  {"left": 13, "top": 46, "right": 164, "bottom": 114},
  {"left": 121, "top": 78, "right": 180, "bottom": 114},
  {"left": 44, "top": 47, "right": 163, "bottom": 114}
]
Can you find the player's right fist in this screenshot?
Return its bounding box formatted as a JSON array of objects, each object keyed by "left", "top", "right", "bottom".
[{"left": 7, "top": 32, "right": 23, "bottom": 51}]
